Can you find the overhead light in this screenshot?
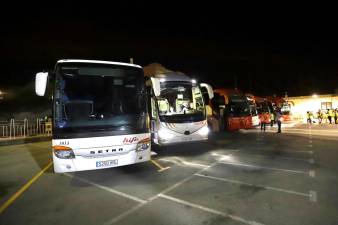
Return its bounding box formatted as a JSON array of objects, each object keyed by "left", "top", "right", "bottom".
[
  {"left": 312, "top": 94, "right": 318, "bottom": 98},
  {"left": 191, "top": 79, "right": 196, "bottom": 84}
]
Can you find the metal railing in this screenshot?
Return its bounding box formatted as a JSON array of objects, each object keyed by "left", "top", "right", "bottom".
[{"left": 0, "top": 118, "right": 52, "bottom": 140}]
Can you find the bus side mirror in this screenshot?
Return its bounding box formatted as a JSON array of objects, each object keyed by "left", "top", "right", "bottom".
[
  {"left": 151, "top": 77, "right": 161, "bottom": 97},
  {"left": 35, "top": 72, "right": 48, "bottom": 96},
  {"left": 200, "top": 83, "right": 214, "bottom": 99}
]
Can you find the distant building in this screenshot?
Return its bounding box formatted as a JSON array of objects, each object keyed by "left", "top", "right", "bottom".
[{"left": 287, "top": 94, "right": 338, "bottom": 121}]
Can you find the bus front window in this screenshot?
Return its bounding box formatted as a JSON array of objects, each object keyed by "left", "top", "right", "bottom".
[
  {"left": 156, "top": 81, "right": 206, "bottom": 123},
  {"left": 53, "top": 63, "right": 148, "bottom": 138},
  {"left": 228, "top": 96, "right": 251, "bottom": 117}
]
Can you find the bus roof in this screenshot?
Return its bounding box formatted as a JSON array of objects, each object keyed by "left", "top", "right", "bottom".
[
  {"left": 152, "top": 72, "right": 192, "bottom": 82},
  {"left": 56, "top": 59, "right": 142, "bottom": 68}
]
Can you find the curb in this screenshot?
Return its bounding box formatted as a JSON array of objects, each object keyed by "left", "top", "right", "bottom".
[{"left": 0, "top": 136, "right": 51, "bottom": 147}]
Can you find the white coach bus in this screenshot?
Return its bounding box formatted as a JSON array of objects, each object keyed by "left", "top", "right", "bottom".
[
  {"left": 35, "top": 59, "right": 151, "bottom": 173},
  {"left": 146, "top": 72, "right": 213, "bottom": 146}
]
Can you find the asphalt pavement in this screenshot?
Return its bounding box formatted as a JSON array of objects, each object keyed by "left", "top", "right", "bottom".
[{"left": 1, "top": 124, "right": 338, "bottom": 225}]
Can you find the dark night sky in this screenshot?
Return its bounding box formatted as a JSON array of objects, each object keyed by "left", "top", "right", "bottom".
[{"left": 1, "top": 3, "right": 338, "bottom": 97}]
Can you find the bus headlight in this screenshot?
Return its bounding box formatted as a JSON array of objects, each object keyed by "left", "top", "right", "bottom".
[
  {"left": 198, "top": 126, "right": 209, "bottom": 136},
  {"left": 136, "top": 138, "right": 150, "bottom": 152},
  {"left": 52, "top": 146, "right": 75, "bottom": 159},
  {"left": 158, "top": 129, "right": 174, "bottom": 140}
]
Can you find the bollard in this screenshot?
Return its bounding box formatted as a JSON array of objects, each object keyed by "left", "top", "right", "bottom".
[
  {"left": 26, "top": 120, "right": 29, "bottom": 136},
  {"left": 13, "top": 119, "right": 16, "bottom": 139},
  {"left": 36, "top": 118, "right": 39, "bottom": 135},
  {"left": 24, "top": 119, "right": 27, "bottom": 137},
  {"left": 9, "top": 120, "right": 12, "bottom": 139},
  {"left": 10, "top": 119, "right": 15, "bottom": 139}
]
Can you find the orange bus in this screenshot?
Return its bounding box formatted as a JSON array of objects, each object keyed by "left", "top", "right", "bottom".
[
  {"left": 213, "top": 89, "right": 254, "bottom": 131},
  {"left": 266, "top": 96, "right": 294, "bottom": 122}
]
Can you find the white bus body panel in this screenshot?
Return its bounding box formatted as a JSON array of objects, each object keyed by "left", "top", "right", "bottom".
[
  {"left": 252, "top": 115, "right": 260, "bottom": 126},
  {"left": 52, "top": 133, "right": 150, "bottom": 173},
  {"left": 153, "top": 120, "right": 208, "bottom": 145}
]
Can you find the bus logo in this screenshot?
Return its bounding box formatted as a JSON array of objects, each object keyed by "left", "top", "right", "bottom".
[{"left": 123, "top": 137, "right": 139, "bottom": 144}]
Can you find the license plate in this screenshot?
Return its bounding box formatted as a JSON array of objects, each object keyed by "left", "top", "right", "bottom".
[
  {"left": 96, "top": 159, "right": 118, "bottom": 168},
  {"left": 182, "top": 137, "right": 192, "bottom": 142}
]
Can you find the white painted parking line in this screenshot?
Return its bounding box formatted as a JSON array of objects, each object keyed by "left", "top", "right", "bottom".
[
  {"left": 104, "top": 203, "right": 147, "bottom": 225},
  {"left": 182, "top": 161, "right": 209, "bottom": 168},
  {"left": 309, "top": 191, "right": 317, "bottom": 202},
  {"left": 218, "top": 161, "right": 309, "bottom": 175},
  {"left": 148, "top": 161, "right": 218, "bottom": 201},
  {"left": 292, "top": 150, "right": 313, "bottom": 154},
  {"left": 105, "top": 161, "right": 219, "bottom": 225},
  {"left": 159, "top": 194, "right": 265, "bottom": 225},
  {"left": 150, "top": 159, "right": 170, "bottom": 172},
  {"left": 64, "top": 174, "right": 146, "bottom": 204},
  {"left": 278, "top": 155, "right": 311, "bottom": 162},
  {"left": 159, "top": 158, "right": 209, "bottom": 168},
  {"left": 195, "top": 173, "right": 312, "bottom": 199},
  {"left": 309, "top": 170, "right": 316, "bottom": 178},
  {"left": 232, "top": 151, "right": 312, "bottom": 163}
]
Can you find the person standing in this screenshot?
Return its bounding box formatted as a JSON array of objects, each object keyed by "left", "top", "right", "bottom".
[
  {"left": 334, "top": 109, "right": 338, "bottom": 124},
  {"left": 270, "top": 111, "right": 274, "bottom": 127},
  {"left": 306, "top": 111, "right": 312, "bottom": 124},
  {"left": 260, "top": 113, "right": 269, "bottom": 132},
  {"left": 317, "top": 109, "right": 322, "bottom": 124},
  {"left": 323, "top": 110, "right": 328, "bottom": 123},
  {"left": 329, "top": 109, "right": 335, "bottom": 124},
  {"left": 275, "top": 107, "right": 282, "bottom": 133},
  {"left": 328, "top": 109, "right": 332, "bottom": 124}
]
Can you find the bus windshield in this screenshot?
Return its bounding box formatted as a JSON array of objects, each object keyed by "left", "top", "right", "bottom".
[
  {"left": 156, "top": 81, "right": 206, "bottom": 123},
  {"left": 53, "top": 63, "right": 148, "bottom": 138},
  {"left": 248, "top": 101, "right": 258, "bottom": 116},
  {"left": 228, "top": 96, "right": 251, "bottom": 117},
  {"left": 257, "top": 102, "right": 271, "bottom": 114}
]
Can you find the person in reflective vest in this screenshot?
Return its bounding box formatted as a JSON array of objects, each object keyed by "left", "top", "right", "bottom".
[
  {"left": 335, "top": 109, "right": 338, "bottom": 124},
  {"left": 270, "top": 112, "right": 274, "bottom": 127},
  {"left": 328, "top": 109, "right": 333, "bottom": 124},
  {"left": 306, "top": 111, "right": 312, "bottom": 124},
  {"left": 328, "top": 109, "right": 335, "bottom": 124},
  {"left": 323, "top": 110, "right": 328, "bottom": 123},
  {"left": 317, "top": 109, "right": 323, "bottom": 124}
]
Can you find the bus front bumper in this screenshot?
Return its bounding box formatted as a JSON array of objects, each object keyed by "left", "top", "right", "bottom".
[{"left": 53, "top": 150, "right": 150, "bottom": 173}]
